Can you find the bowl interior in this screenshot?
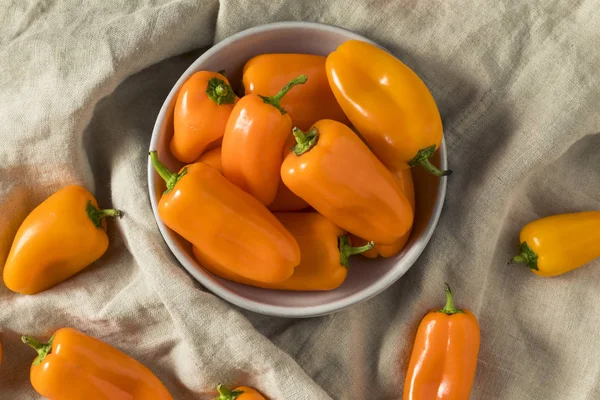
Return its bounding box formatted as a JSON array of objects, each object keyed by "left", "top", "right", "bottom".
[{"left": 149, "top": 23, "right": 446, "bottom": 317}]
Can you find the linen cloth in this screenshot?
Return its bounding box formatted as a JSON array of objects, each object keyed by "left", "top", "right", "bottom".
[{"left": 1, "top": 1, "right": 599, "bottom": 398}]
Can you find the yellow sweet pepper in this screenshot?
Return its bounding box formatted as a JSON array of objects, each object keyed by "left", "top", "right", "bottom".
[
  {"left": 326, "top": 40, "right": 449, "bottom": 176},
  {"left": 511, "top": 211, "right": 600, "bottom": 276}
]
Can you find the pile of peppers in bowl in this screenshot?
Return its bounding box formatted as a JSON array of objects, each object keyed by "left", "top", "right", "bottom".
[
  {"left": 151, "top": 40, "right": 449, "bottom": 291},
  {"left": 2, "top": 39, "right": 599, "bottom": 400}
]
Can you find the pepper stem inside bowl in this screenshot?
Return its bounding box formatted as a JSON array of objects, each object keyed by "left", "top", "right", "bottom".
[
  {"left": 408, "top": 145, "right": 452, "bottom": 177},
  {"left": 149, "top": 151, "right": 187, "bottom": 194},
  {"left": 259, "top": 74, "right": 307, "bottom": 114}
]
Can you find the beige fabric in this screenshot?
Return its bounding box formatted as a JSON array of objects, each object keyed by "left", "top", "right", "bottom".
[{"left": 1, "top": 1, "right": 599, "bottom": 398}]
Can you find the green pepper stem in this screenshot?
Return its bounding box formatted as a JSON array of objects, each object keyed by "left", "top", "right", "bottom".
[
  {"left": 339, "top": 235, "right": 374, "bottom": 268},
  {"left": 437, "top": 284, "right": 464, "bottom": 315},
  {"left": 259, "top": 74, "right": 307, "bottom": 114},
  {"left": 291, "top": 127, "right": 319, "bottom": 155},
  {"left": 149, "top": 151, "right": 187, "bottom": 195},
  {"left": 408, "top": 145, "right": 452, "bottom": 176},
  {"left": 22, "top": 335, "right": 54, "bottom": 366},
  {"left": 206, "top": 77, "right": 236, "bottom": 105},
  {"left": 216, "top": 384, "right": 244, "bottom": 400},
  {"left": 86, "top": 201, "right": 121, "bottom": 228},
  {"left": 510, "top": 241, "right": 539, "bottom": 271}
]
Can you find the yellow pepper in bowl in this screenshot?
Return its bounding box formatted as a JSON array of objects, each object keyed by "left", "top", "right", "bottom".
[{"left": 326, "top": 40, "right": 450, "bottom": 176}]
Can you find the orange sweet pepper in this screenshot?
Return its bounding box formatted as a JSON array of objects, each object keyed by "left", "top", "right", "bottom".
[
  {"left": 150, "top": 151, "right": 299, "bottom": 283},
  {"left": 404, "top": 284, "right": 480, "bottom": 400},
  {"left": 281, "top": 119, "right": 413, "bottom": 244},
  {"left": 3, "top": 185, "right": 120, "bottom": 295},
  {"left": 243, "top": 53, "right": 349, "bottom": 131},
  {"left": 22, "top": 328, "right": 172, "bottom": 400},
  {"left": 197, "top": 146, "right": 308, "bottom": 212},
  {"left": 511, "top": 211, "right": 600, "bottom": 276},
  {"left": 326, "top": 40, "right": 450, "bottom": 176},
  {"left": 198, "top": 147, "right": 223, "bottom": 173},
  {"left": 268, "top": 135, "right": 309, "bottom": 212},
  {"left": 267, "top": 183, "right": 310, "bottom": 212},
  {"left": 215, "top": 384, "right": 266, "bottom": 400},
  {"left": 352, "top": 168, "right": 415, "bottom": 258},
  {"left": 170, "top": 71, "right": 238, "bottom": 163},
  {"left": 222, "top": 75, "right": 307, "bottom": 205},
  {"left": 195, "top": 212, "right": 373, "bottom": 291}
]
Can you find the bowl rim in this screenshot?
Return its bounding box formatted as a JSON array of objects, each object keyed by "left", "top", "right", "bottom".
[{"left": 148, "top": 21, "right": 447, "bottom": 318}]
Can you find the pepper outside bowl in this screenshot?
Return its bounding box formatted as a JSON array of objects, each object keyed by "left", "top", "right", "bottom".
[{"left": 148, "top": 22, "right": 447, "bottom": 318}]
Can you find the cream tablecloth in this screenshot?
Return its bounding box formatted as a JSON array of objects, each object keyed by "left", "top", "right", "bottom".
[{"left": 1, "top": 1, "right": 599, "bottom": 398}]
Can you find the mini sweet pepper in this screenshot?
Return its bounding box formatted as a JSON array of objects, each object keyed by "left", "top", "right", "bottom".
[
  {"left": 3, "top": 185, "right": 120, "bottom": 294},
  {"left": 195, "top": 212, "right": 373, "bottom": 291},
  {"left": 197, "top": 146, "right": 308, "bottom": 212},
  {"left": 404, "top": 284, "right": 480, "bottom": 400},
  {"left": 22, "top": 328, "right": 173, "bottom": 400},
  {"left": 351, "top": 167, "right": 416, "bottom": 258},
  {"left": 243, "top": 53, "right": 349, "bottom": 130},
  {"left": 150, "top": 151, "right": 300, "bottom": 283},
  {"left": 222, "top": 75, "right": 307, "bottom": 205},
  {"left": 171, "top": 71, "right": 238, "bottom": 163},
  {"left": 198, "top": 147, "right": 223, "bottom": 173},
  {"left": 326, "top": 40, "right": 450, "bottom": 176},
  {"left": 511, "top": 211, "right": 600, "bottom": 276},
  {"left": 281, "top": 119, "right": 413, "bottom": 244}
]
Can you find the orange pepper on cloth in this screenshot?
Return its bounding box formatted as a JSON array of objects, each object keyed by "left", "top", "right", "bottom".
[
  {"left": 22, "top": 328, "right": 173, "bottom": 400},
  {"left": 222, "top": 75, "right": 307, "bottom": 205},
  {"left": 215, "top": 384, "right": 266, "bottom": 400},
  {"left": 170, "top": 71, "right": 238, "bottom": 163},
  {"left": 281, "top": 119, "right": 413, "bottom": 244},
  {"left": 352, "top": 168, "right": 416, "bottom": 258},
  {"left": 150, "top": 151, "right": 299, "bottom": 283},
  {"left": 404, "top": 284, "right": 480, "bottom": 400},
  {"left": 243, "top": 53, "right": 349, "bottom": 131},
  {"left": 198, "top": 147, "right": 223, "bottom": 173},
  {"left": 3, "top": 185, "right": 120, "bottom": 295},
  {"left": 194, "top": 212, "right": 373, "bottom": 291},
  {"left": 511, "top": 211, "right": 600, "bottom": 276},
  {"left": 326, "top": 40, "right": 450, "bottom": 176}
]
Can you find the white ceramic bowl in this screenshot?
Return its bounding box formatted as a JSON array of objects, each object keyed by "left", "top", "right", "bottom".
[{"left": 148, "top": 22, "right": 447, "bottom": 318}]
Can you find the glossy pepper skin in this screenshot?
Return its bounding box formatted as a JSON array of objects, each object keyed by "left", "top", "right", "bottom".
[
  {"left": 22, "top": 328, "right": 172, "bottom": 400},
  {"left": 353, "top": 168, "right": 416, "bottom": 258},
  {"left": 511, "top": 211, "right": 600, "bottom": 276},
  {"left": 281, "top": 119, "right": 413, "bottom": 244},
  {"left": 222, "top": 75, "right": 307, "bottom": 205},
  {"left": 214, "top": 384, "right": 266, "bottom": 400},
  {"left": 171, "top": 71, "right": 237, "bottom": 163},
  {"left": 195, "top": 212, "right": 373, "bottom": 291},
  {"left": 3, "top": 185, "right": 120, "bottom": 294},
  {"left": 404, "top": 285, "right": 480, "bottom": 400},
  {"left": 326, "top": 40, "right": 450, "bottom": 176},
  {"left": 150, "top": 151, "right": 299, "bottom": 283},
  {"left": 243, "top": 53, "right": 349, "bottom": 131}
]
